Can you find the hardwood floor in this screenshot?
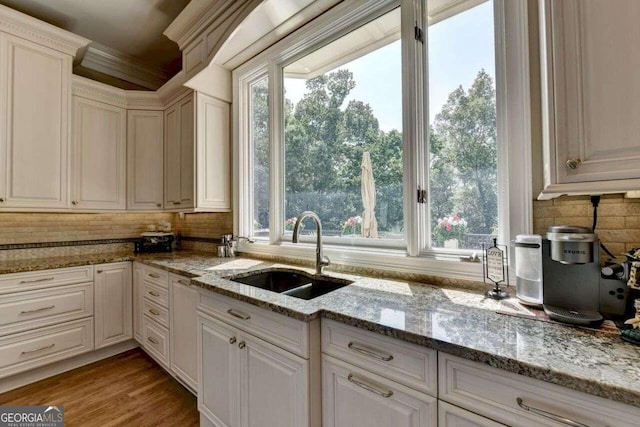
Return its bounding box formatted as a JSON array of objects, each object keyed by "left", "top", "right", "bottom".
[{"left": 0, "top": 348, "right": 199, "bottom": 427}]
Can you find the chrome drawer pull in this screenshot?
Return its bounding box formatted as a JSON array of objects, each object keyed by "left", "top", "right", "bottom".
[
  {"left": 177, "top": 279, "right": 190, "bottom": 286},
  {"left": 147, "top": 337, "right": 159, "bottom": 345},
  {"left": 19, "top": 277, "right": 54, "bottom": 284},
  {"left": 148, "top": 273, "right": 160, "bottom": 279},
  {"left": 148, "top": 309, "right": 160, "bottom": 316},
  {"left": 348, "top": 342, "right": 394, "bottom": 362},
  {"left": 347, "top": 374, "right": 393, "bottom": 398},
  {"left": 20, "top": 305, "right": 55, "bottom": 315},
  {"left": 21, "top": 343, "right": 55, "bottom": 355},
  {"left": 516, "top": 398, "right": 588, "bottom": 427},
  {"left": 227, "top": 309, "right": 251, "bottom": 320},
  {"left": 148, "top": 291, "right": 161, "bottom": 297}
]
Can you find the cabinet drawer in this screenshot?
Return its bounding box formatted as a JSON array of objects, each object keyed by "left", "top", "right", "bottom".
[
  {"left": 0, "top": 266, "right": 93, "bottom": 294},
  {"left": 198, "top": 291, "right": 309, "bottom": 358},
  {"left": 143, "top": 280, "right": 169, "bottom": 308},
  {"left": 0, "top": 318, "right": 94, "bottom": 379},
  {"left": 439, "top": 401, "right": 505, "bottom": 427},
  {"left": 143, "top": 316, "right": 169, "bottom": 368},
  {"left": 322, "top": 355, "right": 437, "bottom": 427},
  {"left": 439, "top": 353, "right": 640, "bottom": 427},
  {"left": 141, "top": 265, "right": 168, "bottom": 288},
  {"left": 0, "top": 283, "right": 93, "bottom": 336},
  {"left": 322, "top": 319, "right": 437, "bottom": 396},
  {"left": 143, "top": 298, "right": 169, "bottom": 329}
]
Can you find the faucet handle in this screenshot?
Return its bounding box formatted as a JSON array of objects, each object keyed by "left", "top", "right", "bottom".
[{"left": 320, "top": 256, "right": 330, "bottom": 267}]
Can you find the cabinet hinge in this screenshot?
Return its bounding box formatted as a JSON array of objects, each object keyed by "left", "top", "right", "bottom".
[
  {"left": 414, "top": 25, "right": 424, "bottom": 43},
  {"left": 417, "top": 186, "right": 427, "bottom": 204}
]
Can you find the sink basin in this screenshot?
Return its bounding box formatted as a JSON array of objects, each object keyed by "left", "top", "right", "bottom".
[{"left": 226, "top": 268, "right": 353, "bottom": 300}]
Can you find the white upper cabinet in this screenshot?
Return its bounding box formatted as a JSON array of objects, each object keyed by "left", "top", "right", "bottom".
[
  {"left": 0, "top": 34, "right": 72, "bottom": 209},
  {"left": 540, "top": 0, "right": 640, "bottom": 198},
  {"left": 127, "top": 110, "right": 164, "bottom": 210},
  {"left": 0, "top": 6, "right": 88, "bottom": 210},
  {"left": 164, "top": 93, "right": 195, "bottom": 210},
  {"left": 196, "top": 93, "right": 231, "bottom": 212},
  {"left": 71, "top": 95, "right": 126, "bottom": 209}
]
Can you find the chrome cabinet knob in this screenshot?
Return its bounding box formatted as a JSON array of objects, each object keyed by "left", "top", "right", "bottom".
[
  {"left": 71, "top": 201, "right": 78, "bottom": 205},
  {"left": 96, "top": 269, "right": 103, "bottom": 273},
  {"left": 566, "top": 158, "right": 581, "bottom": 169},
  {"left": 156, "top": 203, "right": 162, "bottom": 207},
  {"left": 238, "top": 341, "right": 246, "bottom": 349},
  {"left": 0, "top": 197, "right": 4, "bottom": 202},
  {"left": 229, "top": 337, "right": 236, "bottom": 344}
]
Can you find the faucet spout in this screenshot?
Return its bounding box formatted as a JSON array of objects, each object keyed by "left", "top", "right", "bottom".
[{"left": 292, "top": 211, "right": 330, "bottom": 274}]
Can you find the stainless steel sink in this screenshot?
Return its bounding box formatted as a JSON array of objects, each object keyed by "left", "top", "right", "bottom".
[{"left": 225, "top": 268, "right": 353, "bottom": 300}]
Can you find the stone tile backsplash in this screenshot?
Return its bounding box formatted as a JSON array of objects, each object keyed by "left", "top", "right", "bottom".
[
  {"left": 0, "top": 212, "right": 232, "bottom": 245},
  {"left": 533, "top": 194, "right": 640, "bottom": 256}
]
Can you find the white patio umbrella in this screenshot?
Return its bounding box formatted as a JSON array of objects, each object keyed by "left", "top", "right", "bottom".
[{"left": 361, "top": 151, "right": 378, "bottom": 238}]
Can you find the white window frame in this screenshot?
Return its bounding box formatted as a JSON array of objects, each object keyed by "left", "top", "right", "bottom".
[{"left": 233, "top": 0, "right": 531, "bottom": 281}]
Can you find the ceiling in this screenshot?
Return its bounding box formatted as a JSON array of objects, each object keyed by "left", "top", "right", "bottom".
[{"left": 0, "top": 0, "right": 190, "bottom": 90}]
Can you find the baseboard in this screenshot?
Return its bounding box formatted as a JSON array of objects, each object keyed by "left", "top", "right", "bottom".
[{"left": 0, "top": 340, "right": 139, "bottom": 394}]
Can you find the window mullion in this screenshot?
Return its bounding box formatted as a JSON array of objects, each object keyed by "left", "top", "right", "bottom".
[
  {"left": 268, "top": 61, "right": 284, "bottom": 245},
  {"left": 401, "top": 0, "right": 427, "bottom": 256}
]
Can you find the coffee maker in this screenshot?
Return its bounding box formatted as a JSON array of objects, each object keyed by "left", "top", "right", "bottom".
[{"left": 541, "top": 226, "right": 603, "bottom": 326}]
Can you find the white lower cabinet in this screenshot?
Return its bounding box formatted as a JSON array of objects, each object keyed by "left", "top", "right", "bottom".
[
  {"left": 198, "top": 309, "right": 314, "bottom": 427},
  {"left": 0, "top": 317, "right": 94, "bottom": 379},
  {"left": 439, "top": 353, "right": 640, "bottom": 427},
  {"left": 323, "top": 355, "right": 437, "bottom": 427},
  {"left": 170, "top": 274, "right": 198, "bottom": 391},
  {"left": 438, "top": 401, "right": 505, "bottom": 427},
  {"left": 199, "top": 314, "right": 239, "bottom": 426},
  {"left": 94, "top": 262, "right": 132, "bottom": 349},
  {"left": 132, "top": 263, "right": 145, "bottom": 343},
  {"left": 240, "top": 331, "right": 308, "bottom": 427}
]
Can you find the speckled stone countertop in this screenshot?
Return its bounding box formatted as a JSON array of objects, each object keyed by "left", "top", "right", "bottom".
[{"left": 2, "top": 250, "right": 640, "bottom": 408}]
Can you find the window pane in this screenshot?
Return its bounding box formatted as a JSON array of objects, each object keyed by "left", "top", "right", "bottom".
[
  {"left": 428, "top": 0, "right": 497, "bottom": 250},
  {"left": 251, "top": 77, "right": 269, "bottom": 238},
  {"left": 283, "top": 8, "right": 403, "bottom": 243}
]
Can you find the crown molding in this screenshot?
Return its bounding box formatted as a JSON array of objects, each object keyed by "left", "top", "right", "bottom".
[
  {"left": 79, "top": 43, "right": 170, "bottom": 91},
  {"left": 125, "top": 91, "right": 164, "bottom": 111},
  {"left": 0, "top": 4, "right": 90, "bottom": 57},
  {"left": 71, "top": 75, "right": 127, "bottom": 108},
  {"left": 156, "top": 71, "right": 192, "bottom": 105}
]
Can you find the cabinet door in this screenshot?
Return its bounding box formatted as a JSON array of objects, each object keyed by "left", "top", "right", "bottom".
[
  {"left": 132, "top": 263, "right": 145, "bottom": 343},
  {"left": 238, "top": 332, "right": 309, "bottom": 427},
  {"left": 323, "top": 356, "right": 437, "bottom": 427},
  {"left": 94, "top": 262, "right": 132, "bottom": 349},
  {"left": 196, "top": 93, "right": 231, "bottom": 211},
  {"left": 199, "top": 314, "right": 240, "bottom": 427},
  {"left": 0, "top": 33, "right": 71, "bottom": 209},
  {"left": 438, "top": 401, "right": 505, "bottom": 427},
  {"left": 545, "top": 0, "right": 640, "bottom": 184},
  {"left": 127, "top": 110, "right": 163, "bottom": 210},
  {"left": 164, "top": 94, "right": 194, "bottom": 209},
  {"left": 170, "top": 275, "right": 198, "bottom": 391},
  {"left": 72, "top": 97, "right": 126, "bottom": 209}
]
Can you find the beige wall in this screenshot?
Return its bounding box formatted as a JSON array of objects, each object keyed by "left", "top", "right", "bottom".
[
  {"left": 0, "top": 212, "right": 232, "bottom": 244},
  {"left": 533, "top": 194, "right": 640, "bottom": 256}
]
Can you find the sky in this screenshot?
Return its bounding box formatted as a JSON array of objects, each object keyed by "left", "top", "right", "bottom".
[{"left": 284, "top": 1, "right": 495, "bottom": 132}]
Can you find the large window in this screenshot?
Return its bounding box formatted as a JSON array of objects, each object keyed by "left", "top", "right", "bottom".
[
  {"left": 282, "top": 8, "right": 403, "bottom": 244},
  {"left": 234, "top": 0, "right": 530, "bottom": 278},
  {"left": 428, "top": 0, "right": 497, "bottom": 251}
]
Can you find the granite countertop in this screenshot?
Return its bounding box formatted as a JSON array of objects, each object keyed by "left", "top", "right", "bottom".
[{"left": 2, "top": 250, "right": 640, "bottom": 408}]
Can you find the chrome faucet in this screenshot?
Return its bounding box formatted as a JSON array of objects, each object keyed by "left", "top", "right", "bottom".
[{"left": 292, "top": 211, "right": 330, "bottom": 275}]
